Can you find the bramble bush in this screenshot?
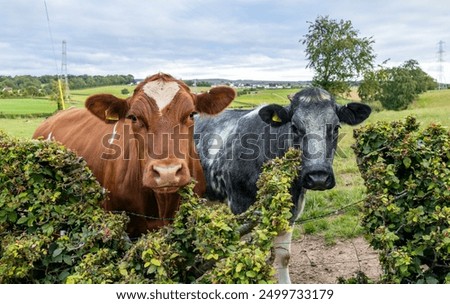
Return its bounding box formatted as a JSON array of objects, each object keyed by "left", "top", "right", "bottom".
[
  {"left": 0, "top": 131, "right": 300, "bottom": 283},
  {"left": 353, "top": 116, "right": 450, "bottom": 283}
]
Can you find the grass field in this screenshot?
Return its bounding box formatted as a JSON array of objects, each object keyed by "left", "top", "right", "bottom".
[
  {"left": 69, "top": 85, "right": 133, "bottom": 103},
  {"left": 0, "top": 86, "right": 449, "bottom": 244},
  {"left": 0, "top": 98, "right": 57, "bottom": 116},
  {"left": 0, "top": 85, "right": 299, "bottom": 136},
  {"left": 0, "top": 118, "right": 45, "bottom": 138},
  {"left": 233, "top": 88, "right": 295, "bottom": 107}
]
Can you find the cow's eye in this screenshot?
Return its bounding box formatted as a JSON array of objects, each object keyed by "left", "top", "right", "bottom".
[
  {"left": 127, "top": 114, "right": 138, "bottom": 122},
  {"left": 184, "top": 111, "right": 197, "bottom": 123}
]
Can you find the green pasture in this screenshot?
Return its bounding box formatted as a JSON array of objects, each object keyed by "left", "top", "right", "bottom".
[
  {"left": 233, "top": 88, "right": 295, "bottom": 107},
  {"left": 0, "top": 98, "right": 57, "bottom": 116},
  {"left": 69, "top": 85, "right": 297, "bottom": 108},
  {"left": 0, "top": 118, "right": 44, "bottom": 138},
  {"left": 0, "top": 86, "right": 449, "bottom": 245},
  {"left": 69, "top": 85, "right": 133, "bottom": 103},
  {"left": 1, "top": 85, "right": 448, "bottom": 137}
]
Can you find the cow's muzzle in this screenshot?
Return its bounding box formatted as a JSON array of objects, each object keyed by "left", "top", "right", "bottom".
[
  {"left": 302, "top": 170, "right": 335, "bottom": 190},
  {"left": 144, "top": 160, "right": 190, "bottom": 193}
]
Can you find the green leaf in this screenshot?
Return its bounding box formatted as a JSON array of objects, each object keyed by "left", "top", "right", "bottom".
[
  {"left": 150, "top": 258, "right": 161, "bottom": 266},
  {"left": 52, "top": 248, "right": 63, "bottom": 258},
  {"left": 246, "top": 270, "right": 257, "bottom": 278},
  {"left": 59, "top": 270, "right": 70, "bottom": 281},
  {"left": 403, "top": 157, "right": 412, "bottom": 168},
  {"left": 235, "top": 263, "right": 244, "bottom": 273},
  {"left": 63, "top": 255, "right": 73, "bottom": 265},
  {"left": 17, "top": 216, "right": 28, "bottom": 225},
  {"left": 42, "top": 224, "right": 54, "bottom": 236},
  {"left": 119, "top": 268, "right": 128, "bottom": 276},
  {"left": 147, "top": 265, "right": 157, "bottom": 274},
  {"left": 8, "top": 211, "right": 17, "bottom": 222},
  {"left": 425, "top": 276, "right": 439, "bottom": 284}
]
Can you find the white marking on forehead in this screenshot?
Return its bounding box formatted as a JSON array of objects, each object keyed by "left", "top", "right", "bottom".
[
  {"left": 298, "top": 90, "right": 331, "bottom": 103},
  {"left": 143, "top": 80, "right": 180, "bottom": 110},
  {"left": 300, "top": 94, "right": 327, "bottom": 102}
]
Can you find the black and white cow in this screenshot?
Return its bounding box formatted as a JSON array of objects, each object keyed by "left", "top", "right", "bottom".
[{"left": 194, "top": 87, "right": 371, "bottom": 283}]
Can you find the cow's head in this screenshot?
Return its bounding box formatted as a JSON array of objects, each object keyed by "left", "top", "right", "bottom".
[
  {"left": 258, "top": 87, "right": 371, "bottom": 190},
  {"left": 86, "top": 73, "right": 235, "bottom": 194}
]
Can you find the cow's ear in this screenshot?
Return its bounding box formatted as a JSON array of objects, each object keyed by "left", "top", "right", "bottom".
[
  {"left": 85, "top": 94, "right": 129, "bottom": 122},
  {"left": 194, "top": 87, "right": 236, "bottom": 115},
  {"left": 337, "top": 102, "right": 371, "bottom": 125},
  {"left": 258, "top": 104, "right": 291, "bottom": 127}
]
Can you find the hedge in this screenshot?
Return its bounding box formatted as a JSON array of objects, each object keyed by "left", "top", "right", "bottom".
[
  {"left": 0, "top": 131, "right": 301, "bottom": 283},
  {"left": 353, "top": 116, "right": 450, "bottom": 283},
  {"left": 0, "top": 131, "right": 129, "bottom": 283}
]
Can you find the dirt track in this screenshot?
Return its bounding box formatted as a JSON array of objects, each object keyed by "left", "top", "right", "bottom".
[{"left": 289, "top": 235, "right": 381, "bottom": 284}]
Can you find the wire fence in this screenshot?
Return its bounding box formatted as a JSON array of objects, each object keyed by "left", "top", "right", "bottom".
[{"left": 112, "top": 196, "right": 382, "bottom": 283}]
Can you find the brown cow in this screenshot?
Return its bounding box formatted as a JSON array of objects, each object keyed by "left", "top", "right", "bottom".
[{"left": 33, "top": 73, "right": 235, "bottom": 237}]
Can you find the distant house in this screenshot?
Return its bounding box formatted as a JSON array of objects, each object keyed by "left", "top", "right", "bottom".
[{"left": 2, "top": 87, "right": 13, "bottom": 93}]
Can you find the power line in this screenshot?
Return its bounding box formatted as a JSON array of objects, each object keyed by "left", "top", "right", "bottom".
[
  {"left": 43, "top": 0, "right": 66, "bottom": 110},
  {"left": 43, "top": 0, "right": 59, "bottom": 75},
  {"left": 61, "top": 40, "right": 70, "bottom": 101},
  {"left": 437, "top": 40, "right": 446, "bottom": 90}
]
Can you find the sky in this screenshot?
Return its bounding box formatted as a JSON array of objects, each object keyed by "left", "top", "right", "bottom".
[{"left": 1, "top": 0, "right": 449, "bottom": 81}]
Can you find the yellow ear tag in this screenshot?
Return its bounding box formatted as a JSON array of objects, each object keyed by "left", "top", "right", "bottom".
[
  {"left": 272, "top": 113, "right": 282, "bottom": 123},
  {"left": 105, "top": 110, "right": 119, "bottom": 121}
]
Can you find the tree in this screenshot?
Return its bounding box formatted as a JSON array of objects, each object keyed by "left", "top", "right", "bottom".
[
  {"left": 358, "top": 59, "right": 437, "bottom": 110},
  {"left": 402, "top": 59, "right": 437, "bottom": 93},
  {"left": 23, "top": 85, "right": 40, "bottom": 97},
  {"left": 196, "top": 81, "right": 212, "bottom": 87},
  {"left": 357, "top": 70, "right": 381, "bottom": 103},
  {"left": 378, "top": 66, "right": 418, "bottom": 110},
  {"left": 301, "top": 15, "right": 376, "bottom": 96}
]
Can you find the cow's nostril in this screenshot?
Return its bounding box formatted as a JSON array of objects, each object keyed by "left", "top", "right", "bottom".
[
  {"left": 152, "top": 164, "right": 183, "bottom": 184},
  {"left": 303, "top": 171, "right": 335, "bottom": 190},
  {"left": 175, "top": 165, "right": 183, "bottom": 177},
  {"left": 152, "top": 166, "right": 161, "bottom": 178}
]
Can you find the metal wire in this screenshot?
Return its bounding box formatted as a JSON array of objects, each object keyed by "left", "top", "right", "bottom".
[{"left": 110, "top": 210, "right": 175, "bottom": 221}]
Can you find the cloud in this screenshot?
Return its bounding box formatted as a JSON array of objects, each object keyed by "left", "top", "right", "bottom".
[{"left": 1, "top": 0, "right": 449, "bottom": 81}]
